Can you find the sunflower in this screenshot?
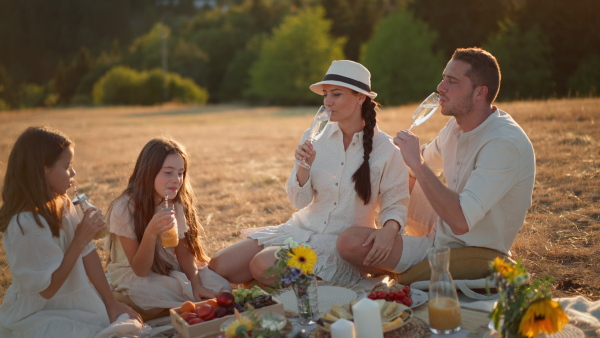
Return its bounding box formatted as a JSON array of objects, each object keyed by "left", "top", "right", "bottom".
[
  {"left": 287, "top": 245, "right": 317, "bottom": 275},
  {"left": 492, "top": 257, "right": 520, "bottom": 280},
  {"left": 518, "top": 299, "right": 569, "bottom": 337},
  {"left": 224, "top": 315, "right": 254, "bottom": 338}
]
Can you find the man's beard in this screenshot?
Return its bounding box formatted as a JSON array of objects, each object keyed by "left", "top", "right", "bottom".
[{"left": 441, "top": 90, "right": 474, "bottom": 120}]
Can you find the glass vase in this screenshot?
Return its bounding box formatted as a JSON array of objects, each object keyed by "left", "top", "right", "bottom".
[{"left": 292, "top": 274, "right": 319, "bottom": 325}]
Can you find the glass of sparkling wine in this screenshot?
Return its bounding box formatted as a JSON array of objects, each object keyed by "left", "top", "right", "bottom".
[
  {"left": 408, "top": 92, "right": 440, "bottom": 131},
  {"left": 295, "top": 105, "right": 331, "bottom": 169}
]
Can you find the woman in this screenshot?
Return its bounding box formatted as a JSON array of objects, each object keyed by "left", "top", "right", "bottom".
[{"left": 209, "top": 60, "right": 410, "bottom": 285}]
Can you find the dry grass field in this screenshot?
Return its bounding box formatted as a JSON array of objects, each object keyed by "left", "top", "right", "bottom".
[{"left": 0, "top": 98, "right": 598, "bottom": 304}]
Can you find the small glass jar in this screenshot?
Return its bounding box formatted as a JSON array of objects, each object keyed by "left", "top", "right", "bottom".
[{"left": 159, "top": 201, "right": 179, "bottom": 248}]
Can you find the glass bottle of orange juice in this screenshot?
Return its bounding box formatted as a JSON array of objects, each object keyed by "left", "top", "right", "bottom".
[
  {"left": 427, "top": 246, "right": 461, "bottom": 334},
  {"left": 160, "top": 190, "right": 179, "bottom": 248},
  {"left": 72, "top": 193, "right": 109, "bottom": 240}
]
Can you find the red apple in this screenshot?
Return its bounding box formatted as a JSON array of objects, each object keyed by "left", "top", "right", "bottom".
[
  {"left": 216, "top": 290, "right": 235, "bottom": 307},
  {"left": 195, "top": 304, "right": 214, "bottom": 319},
  {"left": 187, "top": 317, "right": 204, "bottom": 325},
  {"left": 203, "top": 310, "right": 216, "bottom": 321},
  {"left": 214, "top": 306, "right": 228, "bottom": 318},
  {"left": 182, "top": 313, "right": 198, "bottom": 322}
]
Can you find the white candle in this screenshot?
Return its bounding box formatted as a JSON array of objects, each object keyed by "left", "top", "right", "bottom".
[
  {"left": 331, "top": 318, "right": 356, "bottom": 338},
  {"left": 352, "top": 298, "right": 383, "bottom": 338}
]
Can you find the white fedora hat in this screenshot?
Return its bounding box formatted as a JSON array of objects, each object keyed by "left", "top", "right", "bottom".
[{"left": 310, "top": 60, "right": 377, "bottom": 99}]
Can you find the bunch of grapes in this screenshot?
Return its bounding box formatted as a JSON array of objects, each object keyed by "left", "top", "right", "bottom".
[{"left": 232, "top": 286, "right": 277, "bottom": 312}]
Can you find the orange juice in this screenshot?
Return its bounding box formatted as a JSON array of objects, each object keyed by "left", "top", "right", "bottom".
[
  {"left": 160, "top": 226, "right": 179, "bottom": 248},
  {"left": 93, "top": 221, "right": 109, "bottom": 240},
  {"left": 428, "top": 297, "right": 461, "bottom": 332}
]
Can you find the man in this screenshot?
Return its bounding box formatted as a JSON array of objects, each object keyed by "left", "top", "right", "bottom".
[{"left": 336, "top": 47, "right": 535, "bottom": 281}]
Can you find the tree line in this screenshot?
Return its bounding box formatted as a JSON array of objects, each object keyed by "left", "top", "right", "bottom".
[{"left": 0, "top": 0, "right": 598, "bottom": 110}]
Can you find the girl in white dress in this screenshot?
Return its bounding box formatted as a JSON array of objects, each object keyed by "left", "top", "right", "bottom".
[
  {"left": 0, "top": 126, "right": 140, "bottom": 338},
  {"left": 209, "top": 60, "right": 410, "bottom": 285},
  {"left": 105, "top": 137, "right": 231, "bottom": 313}
]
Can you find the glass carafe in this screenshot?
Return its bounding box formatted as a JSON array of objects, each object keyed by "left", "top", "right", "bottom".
[{"left": 427, "top": 246, "right": 462, "bottom": 334}]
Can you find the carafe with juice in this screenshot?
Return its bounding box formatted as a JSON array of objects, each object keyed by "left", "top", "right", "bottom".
[
  {"left": 427, "top": 246, "right": 462, "bottom": 334},
  {"left": 160, "top": 190, "right": 179, "bottom": 248}
]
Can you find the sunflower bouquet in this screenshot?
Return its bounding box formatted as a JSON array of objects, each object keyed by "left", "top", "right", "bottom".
[
  {"left": 268, "top": 237, "right": 318, "bottom": 324},
  {"left": 488, "top": 258, "right": 569, "bottom": 338}
]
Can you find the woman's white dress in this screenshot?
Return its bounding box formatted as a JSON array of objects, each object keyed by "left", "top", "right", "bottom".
[
  {"left": 0, "top": 205, "right": 110, "bottom": 337},
  {"left": 244, "top": 123, "right": 410, "bottom": 284},
  {"left": 105, "top": 196, "right": 231, "bottom": 311}
]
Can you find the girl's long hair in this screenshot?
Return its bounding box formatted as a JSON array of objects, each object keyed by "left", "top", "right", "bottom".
[
  {"left": 352, "top": 96, "right": 380, "bottom": 204},
  {"left": 109, "top": 137, "right": 209, "bottom": 276},
  {"left": 0, "top": 126, "right": 72, "bottom": 236}
]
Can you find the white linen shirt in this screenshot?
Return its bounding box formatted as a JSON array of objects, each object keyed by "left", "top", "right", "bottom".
[
  {"left": 423, "top": 108, "right": 535, "bottom": 255},
  {"left": 286, "top": 122, "right": 409, "bottom": 235}
]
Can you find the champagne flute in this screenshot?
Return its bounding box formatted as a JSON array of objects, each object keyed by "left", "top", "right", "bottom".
[
  {"left": 408, "top": 92, "right": 440, "bottom": 131},
  {"left": 295, "top": 105, "right": 331, "bottom": 169}
]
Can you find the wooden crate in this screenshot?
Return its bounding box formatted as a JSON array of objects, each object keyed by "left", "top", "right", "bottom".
[{"left": 170, "top": 299, "right": 285, "bottom": 338}]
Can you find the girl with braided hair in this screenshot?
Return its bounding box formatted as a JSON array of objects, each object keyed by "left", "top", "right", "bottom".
[{"left": 209, "top": 60, "right": 410, "bottom": 285}]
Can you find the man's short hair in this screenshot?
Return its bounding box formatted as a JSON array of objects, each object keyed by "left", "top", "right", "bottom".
[{"left": 451, "top": 47, "right": 501, "bottom": 104}]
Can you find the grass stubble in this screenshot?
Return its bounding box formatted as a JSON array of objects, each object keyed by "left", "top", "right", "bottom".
[{"left": 0, "top": 98, "right": 598, "bottom": 304}]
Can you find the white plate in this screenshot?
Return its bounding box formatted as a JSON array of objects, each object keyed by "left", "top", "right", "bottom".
[
  {"left": 317, "top": 302, "right": 413, "bottom": 333},
  {"left": 409, "top": 289, "right": 428, "bottom": 308},
  {"left": 274, "top": 285, "right": 364, "bottom": 315}
]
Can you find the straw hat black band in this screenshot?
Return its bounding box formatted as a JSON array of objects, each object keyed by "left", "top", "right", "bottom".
[
  {"left": 322, "top": 74, "right": 371, "bottom": 93},
  {"left": 310, "top": 60, "right": 377, "bottom": 99}
]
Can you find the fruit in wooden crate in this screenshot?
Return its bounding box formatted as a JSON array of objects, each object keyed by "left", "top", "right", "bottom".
[{"left": 216, "top": 290, "right": 235, "bottom": 307}]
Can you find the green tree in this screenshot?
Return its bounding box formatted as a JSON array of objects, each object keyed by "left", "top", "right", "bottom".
[
  {"left": 409, "top": 0, "right": 516, "bottom": 58},
  {"left": 249, "top": 6, "right": 345, "bottom": 104},
  {"left": 484, "top": 21, "right": 553, "bottom": 100},
  {"left": 361, "top": 9, "right": 443, "bottom": 105},
  {"left": 320, "top": 0, "right": 406, "bottom": 61},
  {"left": 55, "top": 47, "right": 94, "bottom": 105},
  {"left": 218, "top": 34, "right": 266, "bottom": 102},
  {"left": 19, "top": 83, "right": 46, "bottom": 109},
  {"left": 568, "top": 55, "right": 600, "bottom": 97},
  {"left": 184, "top": 0, "right": 290, "bottom": 102},
  {"left": 514, "top": 0, "right": 600, "bottom": 96},
  {"left": 0, "top": 64, "right": 17, "bottom": 109},
  {"left": 126, "top": 23, "right": 171, "bottom": 71}
]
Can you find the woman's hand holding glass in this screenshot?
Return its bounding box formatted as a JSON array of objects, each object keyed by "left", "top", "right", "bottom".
[
  {"left": 295, "top": 141, "right": 316, "bottom": 169},
  {"left": 295, "top": 105, "right": 331, "bottom": 169}
]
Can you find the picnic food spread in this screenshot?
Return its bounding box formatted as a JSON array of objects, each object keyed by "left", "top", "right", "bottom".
[
  {"left": 317, "top": 299, "right": 412, "bottom": 332},
  {"left": 176, "top": 287, "right": 278, "bottom": 325}
]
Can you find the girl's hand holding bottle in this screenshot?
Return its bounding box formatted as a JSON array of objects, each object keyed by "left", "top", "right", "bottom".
[{"left": 74, "top": 208, "right": 107, "bottom": 245}]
